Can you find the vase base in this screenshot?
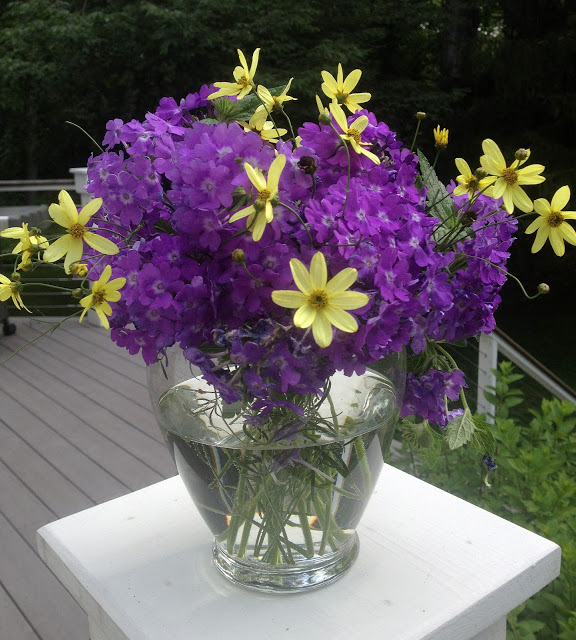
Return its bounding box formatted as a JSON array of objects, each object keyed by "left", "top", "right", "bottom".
[{"left": 212, "top": 533, "right": 360, "bottom": 593}]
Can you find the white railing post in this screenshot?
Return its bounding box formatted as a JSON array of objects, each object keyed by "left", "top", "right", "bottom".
[
  {"left": 69, "top": 168, "right": 90, "bottom": 206},
  {"left": 477, "top": 332, "right": 499, "bottom": 422}
]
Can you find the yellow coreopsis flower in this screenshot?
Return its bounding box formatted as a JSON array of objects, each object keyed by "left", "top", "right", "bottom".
[
  {"left": 453, "top": 158, "right": 494, "bottom": 199},
  {"left": 272, "top": 252, "right": 369, "bottom": 348},
  {"left": 433, "top": 126, "right": 449, "bottom": 150},
  {"left": 329, "top": 103, "right": 380, "bottom": 165},
  {"left": 242, "top": 109, "right": 287, "bottom": 144},
  {"left": 207, "top": 49, "right": 260, "bottom": 101},
  {"left": 255, "top": 79, "right": 296, "bottom": 115},
  {"left": 525, "top": 185, "right": 576, "bottom": 257},
  {"left": 0, "top": 274, "right": 30, "bottom": 312},
  {"left": 43, "top": 190, "right": 119, "bottom": 274},
  {"left": 229, "top": 154, "right": 286, "bottom": 241},
  {"left": 0, "top": 222, "right": 49, "bottom": 269},
  {"left": 79, "top": 265, "right": 126, "bottom": 330},
  {"left": 321, "top": 63, "right": 371, "bottom": 113},
  {"left": 480, "top": 139, "right": 545, "bottom": 214}
]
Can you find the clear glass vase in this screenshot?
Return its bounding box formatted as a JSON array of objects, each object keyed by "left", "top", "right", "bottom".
[{"left": 147, "top": 349, "right": 405, "bottom": 593}]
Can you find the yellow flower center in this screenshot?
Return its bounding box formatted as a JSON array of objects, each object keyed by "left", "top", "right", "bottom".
[
  {"left": 347, "top": 128, "right": 362, "bottom": 144},
  {"left": 257, "top": 188, "right": 271, "bottom": 202},
  {"left": 92, "top": 289, "right": 106, "bottom": 306},
  {"left": 308, "top": 289, "right": 329, "bottom": 309},
  {"left": 238, "top": 76, "right": 250, "bottom": 88},
  {"left": 69, "top": 223, "right": 86, "bottom": 239},
  {"left": 336, "top": 91, "right": 347, "bottom": 104},
  {"left": 547, "top": 211, "right": 564, "bottom": 228},
  {"left": 501, "top": 167, "right": 518, "bottom": 185}
]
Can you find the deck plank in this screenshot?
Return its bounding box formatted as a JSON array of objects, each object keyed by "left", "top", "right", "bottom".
[
  {"left": 0, "top": 583, "right": 40, "bottom": 640},
  {"left": 0, "top": 318, "right": 178, "bottom": 640},
  {"left": 0, "top": 509, "right": 88, "bottom": 640}
]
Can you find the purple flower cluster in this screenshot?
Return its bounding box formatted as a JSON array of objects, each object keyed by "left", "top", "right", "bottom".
[
  {"left": 401, "top": 369, "right": 467, "bottom": 426},
  {"left": 84, "top": 86, "right": 516, "bottom": 427}
]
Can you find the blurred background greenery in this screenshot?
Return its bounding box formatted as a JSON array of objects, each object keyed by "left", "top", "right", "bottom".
[{"left": 0, "top": 0, "right": 574, "bottom": 383}]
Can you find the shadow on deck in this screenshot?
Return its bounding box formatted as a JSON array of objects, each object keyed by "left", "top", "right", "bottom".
[{"left": 0, "top": 319, "right": 175, "bottom": 640}]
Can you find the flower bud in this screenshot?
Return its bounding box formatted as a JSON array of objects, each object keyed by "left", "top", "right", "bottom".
[
  {"left": 298, "top": 155, "right": 317, "bottom": 176},
  {"left": 318, "top": 112, "right": 332, "bottom": 125},
  {"left": 253, "top": 199, "right": 266, "bottom": 213},
  {"left": 10, "top": 272, "right": 21, "bottom": 282},
  {"left": 71, "top": 288, "right": 84, "bottom": 299},
  {"left": 70, "top": 263, "right": 88, "bottom": 277},
  {"left": 433, "top": 126, "right": 449, "bottom": 150},
  {"left": 538, "top": 283, "right": 550, "bottom": 295},
  {"left": 232, "top": 248, "right": 246, "bottom": 264},
  {"left": 270, "top": 195, "right": 279, "bottom": 207},
  {"left": 474, "top": 167, "right": 487, "bottom": 180},
  {"left": 515, "top": 148, "right": 529, "bottom": 161},
  {"left": 416, "top": 112, "right": 426, "bottom": 120}
]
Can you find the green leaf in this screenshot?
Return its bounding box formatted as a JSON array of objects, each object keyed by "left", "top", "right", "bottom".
[
  {"left": 417, "top": 150, "right": 461, "bottom": 245},
  {"left": 400, "top": 419, "right": 442, "bottom": 467},
  {"left": 471, "top": 425, "right": 496, "bottom": 456},
  {"left": 446, "top": 408, "right": 476, "bottom": 450}
]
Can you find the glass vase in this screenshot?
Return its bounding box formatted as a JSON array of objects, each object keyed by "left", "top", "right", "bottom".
[{"left": 147, "top": 348, "right": 405, "bottom": 593}]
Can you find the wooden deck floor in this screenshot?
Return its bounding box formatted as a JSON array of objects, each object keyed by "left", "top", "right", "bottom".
[{"left": 0, "top": 318, "right": 176, "bottom": 640}]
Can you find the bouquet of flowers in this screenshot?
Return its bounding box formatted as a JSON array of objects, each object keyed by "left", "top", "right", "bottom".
[{"left": 1, "top": 48, "right": 572, "bottom": 588}]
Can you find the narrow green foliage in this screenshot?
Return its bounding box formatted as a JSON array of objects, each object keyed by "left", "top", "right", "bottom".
[{"left": 393, "top": 361, "right": 576, "bottom": 639}]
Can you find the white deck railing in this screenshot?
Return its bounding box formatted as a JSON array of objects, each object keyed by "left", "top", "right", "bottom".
[{"left": 477, "top": 328, "right": 576, "bottom": 421}]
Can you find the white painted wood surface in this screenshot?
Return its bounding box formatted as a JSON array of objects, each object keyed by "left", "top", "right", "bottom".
[{"left": 37, "top": 466, "right": 561, "bottom": 640}]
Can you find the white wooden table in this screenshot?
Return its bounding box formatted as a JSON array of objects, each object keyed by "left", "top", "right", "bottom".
[{"left": 36, "top": 465, "right": 561, "bottom": 640}]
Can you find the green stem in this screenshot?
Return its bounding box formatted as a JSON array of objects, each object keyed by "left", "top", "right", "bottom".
[
  {"left": 298, "top": 500, "right": 315, "bottom": 559},
  {"left": 353, "top": 436, "right": 372, "bottom": 495}
]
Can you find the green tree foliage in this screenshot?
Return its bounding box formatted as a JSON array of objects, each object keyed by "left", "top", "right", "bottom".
[{"left": 0, "top": 0, "right": 574, "bottom": 184}]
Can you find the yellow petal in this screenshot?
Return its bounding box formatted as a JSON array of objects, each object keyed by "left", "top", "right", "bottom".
[
  {"left": 329, "top": 102, "right": 348, "bottom": 132},
  {"left": 96, "top": 265, "right": 113, "bottom": 285},
  {"left": 312, "top": 312, "right": 332, "bottom": 348},
  {"left": 481, "top": 139, "right": 506, "bottom": 170},
  {"left": 107, "top": 277, "right": 126, "bottom": 292},
  {"left": 531, "top": 226, "right": 549, "bottom": 253},
  {"left": 549, "top": 227, "right": 565, "bottom": 256},
  {"left": 229, "top": 205, "right": 255, "bottom": 223},
  {"left": 342, "top": 69, "right": 361, "bottom": 94},
  {"left": 325, "top": 268, "right": 358, "bottom": 295},
  {"left": 350, "top": 115, "right": 369, "bottom": 134},
  {"left": 58, "top": 190, "right": 80, "bottom": 224},
  {"left": 560, "top": 222, "right": 576, "bottom": 246},
  {"left": 251, "top": 211, "right": 267, "bottom": 241},
  {"left": 328, "top": 290, "right": 369, "bottom": 310},
  {"left": 48, "top": 203, "right": 72, "bottom": 229},
  {"left": 84, "top": 232, "right": 119, "bottom": 256},
  {"left": 43, "top": 234, "right": 74, "bottom": 263},
  {"left": 347, "top": 92, "right": 371, "bottom": 106},
  {"left": 95, "top": 306, "right": 111, "bottom": 330},
  {"left": 244, "top": 163, "right": 267, "bottom": 191},
  {"left": 336, "top": 63, "right": 343, "bottom": 87},
  {"left": 271, "top": 290, "right": 308, "bottom": 308},
  {"left": 510, "top": 185, "right": 533, "bottom": 213},
  {"left": 63, "top": 238, "right": 84, "bottom": 274},
  {"left": 294, "top": 304, "right": 316, "bottom": 328},
  {"left": 309, "top": 252, "right": 327, "bottom": 289},
  {"left": 0, "top": 226, "right": 25, "bottom": 239},
  {"left": 237, "top": 49, "right": 249, "bottom": 74},
  {"left": 267, "top": 154, "right": 286, "bottom": 191},
  {"left": 360, "top": 147, "right": 381, "bottom": 165},
  {"left": 533, "top": 198, "right": 550, "bottom": 217},
  {"left": 455, "top": 158, "right": 471, "bottom": 178},
  {"left": 78, "top": 198, "right": 103, "bottom": 226},
  {"left": 290, "top": 259, "right": 312, "bottom": 295},
  {"left": 525, "top": 217, "right": 544, "bottom": 234},
  {"left": 324, "top": 306, "right": 358, "bottom": 333},
  {"left": 249, "top": 48, "right": 260, "bottom": 79},
  {"left": 550, "top": 185, "right": 571, "bottom": 212}
]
